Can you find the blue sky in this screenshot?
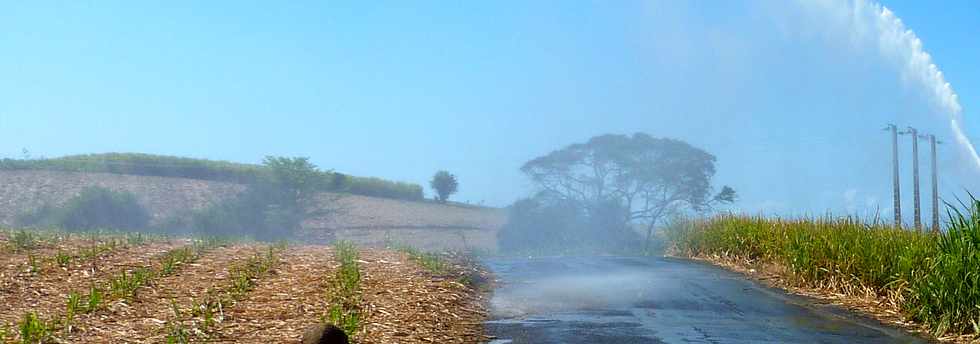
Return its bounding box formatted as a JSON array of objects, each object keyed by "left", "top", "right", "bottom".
[{"left": 1, "top": 1, "right": 978, "bottom": 218}]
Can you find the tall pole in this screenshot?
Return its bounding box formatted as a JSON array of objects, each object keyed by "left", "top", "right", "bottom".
[
  {"left": 901, "top": 127, "right": 922, "bottom": 231},
  {"left": 885, "top": 124, "right": 902, "bottom": 227},
  {"left": 929, "top": 135, "right": 940, "bottom": 233}
]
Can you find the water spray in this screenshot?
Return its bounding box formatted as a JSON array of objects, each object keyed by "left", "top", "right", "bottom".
[
  {"left": 863, "top": 1, "right": 980, "bottom": 173},
  {"left": 817, "top": 1, "right": 980, "bottom": 175}
]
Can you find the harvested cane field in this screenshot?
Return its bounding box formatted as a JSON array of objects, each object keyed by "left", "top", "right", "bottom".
[{"left": 0, "top": 230, "right": 490, "bottom": 343}]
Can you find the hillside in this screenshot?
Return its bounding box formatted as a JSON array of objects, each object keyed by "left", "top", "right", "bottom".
[
  {"left": 0, "top": 169, "right": 506, "bottom": 252},
  {"left": 0, "top": 153, "right": 424, "bottom": 201},
  {"left": 305, "top": 193, "right": 507, "bottom": 251},
  {"left": 0, "top": 170, "right": 245, "bottom": 226}
]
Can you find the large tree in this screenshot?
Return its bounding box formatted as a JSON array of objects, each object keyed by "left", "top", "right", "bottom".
[{"left": 520, "top": 133, "right": 734, "bottom": 248}]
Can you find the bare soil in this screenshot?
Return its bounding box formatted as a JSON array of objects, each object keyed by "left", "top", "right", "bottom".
[
  {"left": 0, "top": 237, "right": 183, "bottom": 327},
  {"left": 0, "top": 237, "right": 490, "bottom": 344},
  {"left": 303, "top": 193, "right": 506, "bottom": 252},
  {"left": 211, "top": 245, "right": 336, "bottom": 342},
  {"left": 358, "top": 250, "right": 489, "bottom": 344},
  {"left": 66, "top": 245, "right": 263, "bottom": 343}
]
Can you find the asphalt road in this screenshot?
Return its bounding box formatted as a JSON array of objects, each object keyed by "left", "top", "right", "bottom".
[{"left": 484, "top": 256, "right": 926, "bottom": 344}]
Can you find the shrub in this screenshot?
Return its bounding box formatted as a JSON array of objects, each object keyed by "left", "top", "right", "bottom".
[
  {"left": 186, "top": 157, "right": 315, "bottom": 240},
  {"left": 187, "top": 178, "right": 306, "bottom": 240},
  {"left": 18, "top": 186, "right": 150, "bottom": 231},
  {"left": 666, "top": 215, "right": 933, "bottom": 287},
  {"left": 344, "top": 176, "right": 423, "bottom": 201},
  {"left": 498, "top": 196, "right": 640, "bottom": 255}
]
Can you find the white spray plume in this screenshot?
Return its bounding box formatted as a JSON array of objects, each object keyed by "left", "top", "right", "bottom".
[{"left": 802, "top": 0, "right": 980, "bottom": 174}]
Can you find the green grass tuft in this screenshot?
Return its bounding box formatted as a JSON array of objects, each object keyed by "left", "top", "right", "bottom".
[
  {"left": 84, "top": 286, "right": 105, "bottom": 313},
  {"left": 666, "top": 197, "right": 980, "bottom": 338},
  {"left": 54, "top": 251, "right": 72, "bottom": 268},
  {"left": 165, "top": 322, "right": 190, "bottom": 344},
  {"left": 904, "top": 198, "right": 980, "bottom": 336},
  {"left": 108, "top": 268, "right": 151, "bottom": 299},
  {"left": 18, "top": 312, "right": 51, "bottom": 344},
  {"left": 329, "top": 241, "right": 362, "bottom": 336},
  {"left": 11, "top": 230, "right": 38, "bottom": 252},
  {"left": 390, "top": 244, "right": 450, "bottom": 275}
]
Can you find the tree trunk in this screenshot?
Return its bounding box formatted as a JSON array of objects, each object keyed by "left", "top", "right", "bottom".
[{"left": 643, "top": 220, "right": 657, "bottom": 252}]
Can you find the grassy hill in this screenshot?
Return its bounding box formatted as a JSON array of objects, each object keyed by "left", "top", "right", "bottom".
[{"left": 0, "top": 153, "right": 423, "bottom": 201}]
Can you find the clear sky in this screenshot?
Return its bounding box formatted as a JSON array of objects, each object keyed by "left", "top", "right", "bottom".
[{"left": 2, "top": 1, "right": 978, "bottom": 219}]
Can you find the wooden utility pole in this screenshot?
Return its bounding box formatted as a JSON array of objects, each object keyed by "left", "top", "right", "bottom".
[
  {"left": 884, "top": 124, "right": 902, "bottom": 227},
  {"left": 928, "top": 134, "right": 941, "bottom": 233},
  {"left": 901, "top": 127, "right": 923, "bottom": 231}
]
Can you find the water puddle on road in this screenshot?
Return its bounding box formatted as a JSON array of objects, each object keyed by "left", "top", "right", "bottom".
[{"left": 484, "top": 256, "right": 926, "bottom": 344}]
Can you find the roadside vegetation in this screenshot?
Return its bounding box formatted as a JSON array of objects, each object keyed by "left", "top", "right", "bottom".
[{"left": 666, "top": 196, "right": 980, "bottom": 339}]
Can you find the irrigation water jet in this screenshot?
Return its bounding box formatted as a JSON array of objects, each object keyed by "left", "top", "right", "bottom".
[{"left": 809, "top": 0, "right": 980, "bottom": 174}]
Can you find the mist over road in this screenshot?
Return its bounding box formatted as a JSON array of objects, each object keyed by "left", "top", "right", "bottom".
[{"left": 484, "top": 256, "right": 924, "bottom": 344}]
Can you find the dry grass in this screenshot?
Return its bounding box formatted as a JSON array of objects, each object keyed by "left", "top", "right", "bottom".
[
  {"left": 358, "top": 249, "right": 490, "bottom": 343},
  {"left": 211, "top": 246, "right": 336, "bottom": 342},
  {"left": 0, "top": 233, "right": 490, "bottom": 344},
  {"left": 0, "top": 236, "right": 182, "bottom": 329},
  {"left": 65, "top": 245, "right": 261, "bottom": 342}
]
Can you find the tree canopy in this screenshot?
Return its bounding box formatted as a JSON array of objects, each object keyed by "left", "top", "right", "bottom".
[
  {"left": 517, "top": 133, "right": 734, "bottom": 249},
  {"left": 430, "top": 170, "right": 459, "bottom": 203}
]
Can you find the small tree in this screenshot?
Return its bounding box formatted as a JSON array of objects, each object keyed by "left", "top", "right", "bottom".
[
  {"left": 261, "top": 156, "right": 324, "bottom": 206},
  {"left": 188, "top": 156, "right": 328, "bottom": 240},
  {"left": 430, "top": 170, "right": 458, "bottom": 203}
]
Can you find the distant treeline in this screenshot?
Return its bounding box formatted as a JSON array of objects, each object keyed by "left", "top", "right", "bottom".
[{"left": 0, "top": 153, "right": 423, "bottom": 201}]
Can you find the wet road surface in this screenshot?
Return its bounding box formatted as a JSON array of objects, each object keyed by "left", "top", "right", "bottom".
[{"left": 484, "top": 256, "right": 925, "bottom": 344}]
